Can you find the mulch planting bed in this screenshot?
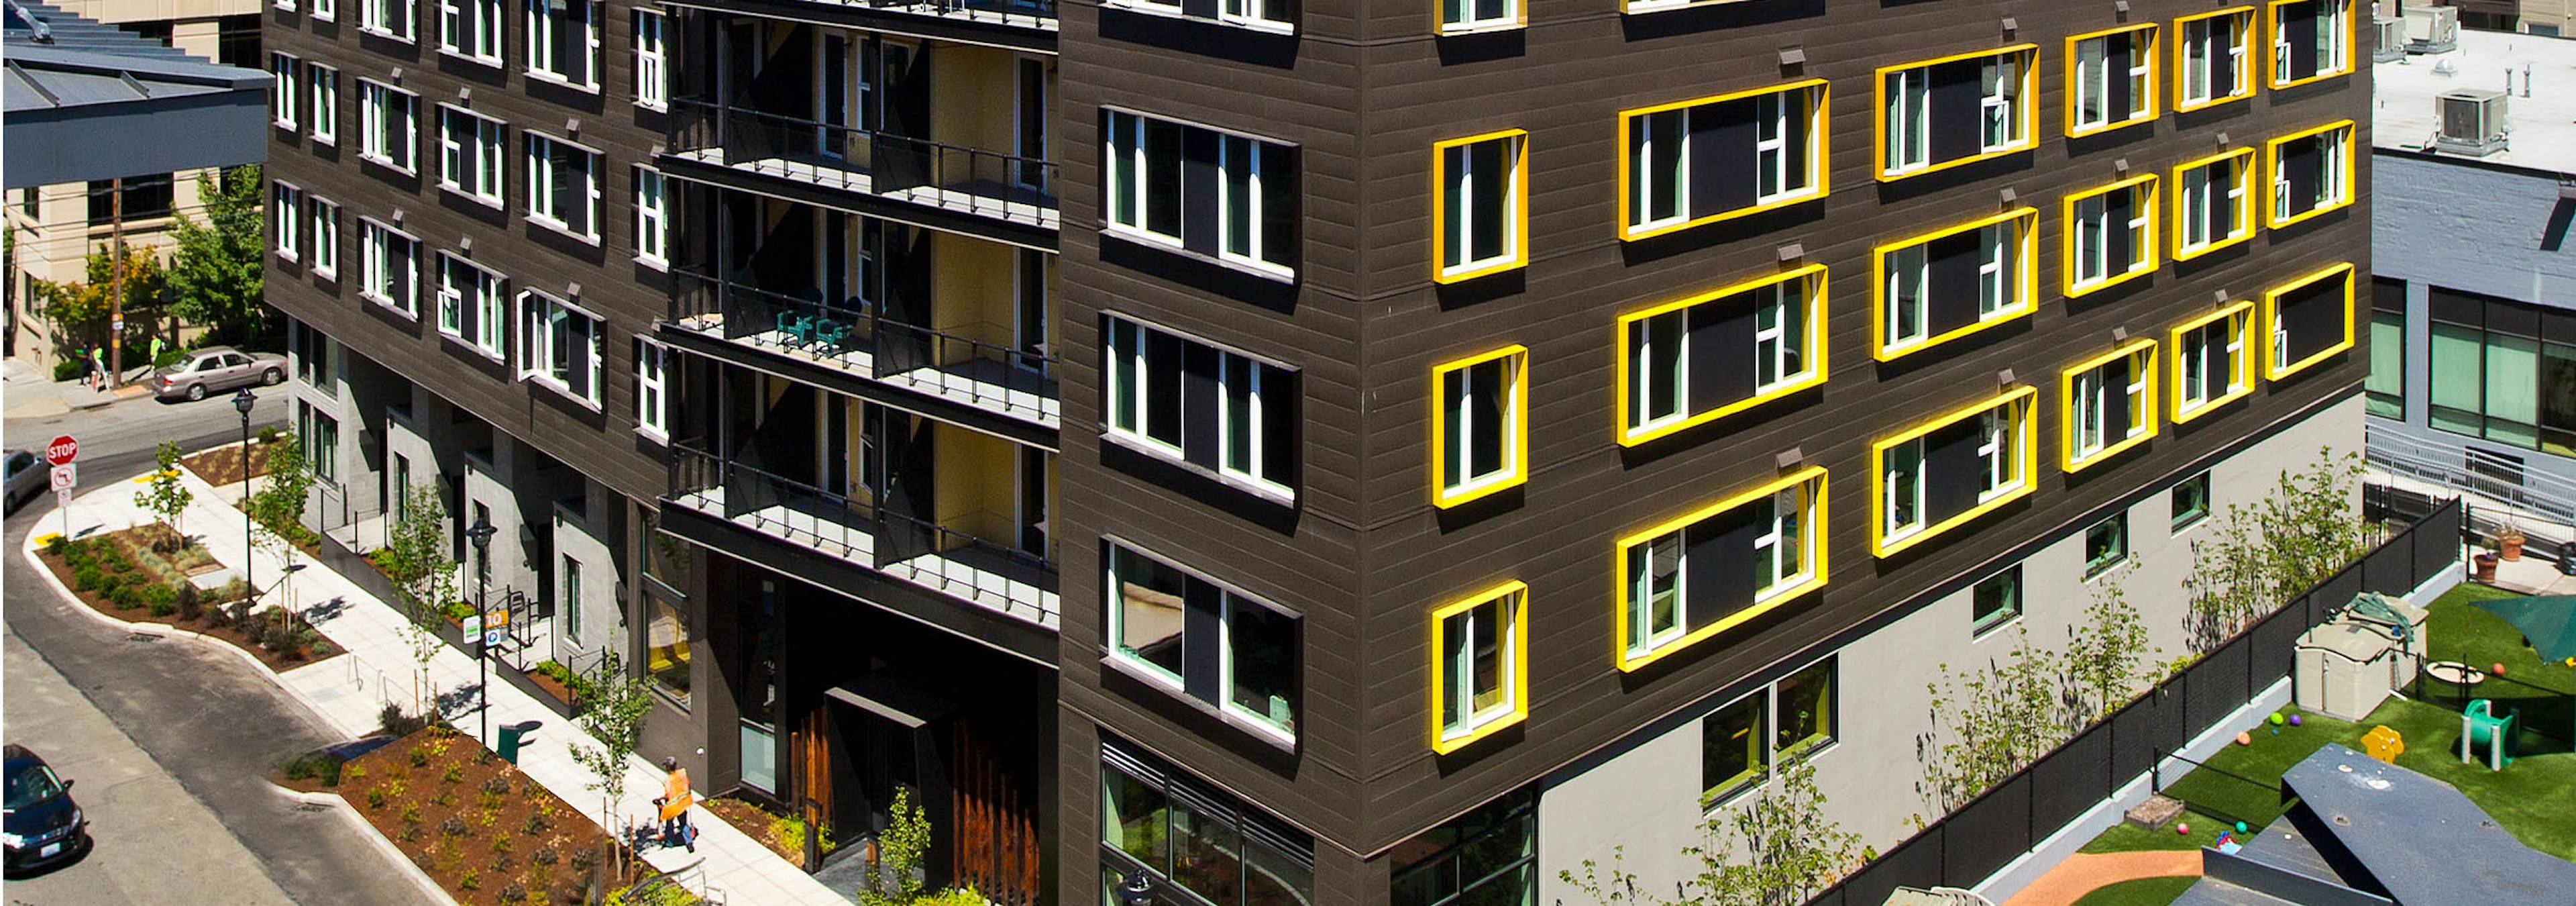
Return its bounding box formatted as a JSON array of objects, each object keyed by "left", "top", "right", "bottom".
[
  {"left": 704, "top": 796, "right": 804, "bottom": 868},
  {"left": 339, "top": 727, "right": 645, "bottom": 906},
  {"left": 181, "top": 438, "right": 286, "bottom": 486},
  {"left": 37, "top": 526, "right": 337, "bottom": 670}
]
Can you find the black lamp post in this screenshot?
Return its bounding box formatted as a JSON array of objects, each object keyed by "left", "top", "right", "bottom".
[
  {"left": 1116, "top": 872, "right": 1155, "bottom": 906},
  {"left": 465, "top": 513, "right": 497, "bottom": 746},
  {"left": 233, "top": 389, "right": 256, "bottom": 605}
]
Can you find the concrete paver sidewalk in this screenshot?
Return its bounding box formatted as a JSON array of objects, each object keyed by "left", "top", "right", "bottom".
[{"left": 30, "top": 462, "right": 849, "bottom": 906}]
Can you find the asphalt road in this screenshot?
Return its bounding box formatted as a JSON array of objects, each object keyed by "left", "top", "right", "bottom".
[
  {"left": 1, "top": 390, "right": 292, "bottom": 466},
  {"left": 1, "top": 401, "right": 441, "bottom": 906}
]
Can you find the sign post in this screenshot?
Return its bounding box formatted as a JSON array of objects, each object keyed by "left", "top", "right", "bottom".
[{"left": 46, "top": 435, "right": 76, "bottom": 538}]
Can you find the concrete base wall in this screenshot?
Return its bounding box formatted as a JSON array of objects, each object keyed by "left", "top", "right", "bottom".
[{"left": 1536, "top": 398, "right": 2365, "bottom": 903}]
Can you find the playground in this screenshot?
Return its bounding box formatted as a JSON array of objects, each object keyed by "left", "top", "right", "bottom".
[{"left": 2022, "top": 581, "right": 2576, "bottom": 905}]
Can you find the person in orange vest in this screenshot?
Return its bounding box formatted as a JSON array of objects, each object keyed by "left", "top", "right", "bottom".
[{"left": 654, "top": 756, "right": 695, "bottom": 852}]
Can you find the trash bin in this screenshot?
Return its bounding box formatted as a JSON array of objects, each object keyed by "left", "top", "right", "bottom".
[{"left": 496, "top": 720, "right": 542, "bottom": 764}]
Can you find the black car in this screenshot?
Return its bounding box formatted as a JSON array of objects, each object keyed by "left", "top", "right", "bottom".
[{"left": 3, "top": 744, "right": 89, "bottom": 875}]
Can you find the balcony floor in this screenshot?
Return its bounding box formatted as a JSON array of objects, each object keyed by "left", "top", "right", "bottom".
[
  {"left": 666, "top": 148, "right": 1060, "bottom": 232},
  {"left": 668, "top": 486, "right": 1061, "bottom": 630},
  {"left": 671, "top": 313, "right": 1061, "bottom": 428}
]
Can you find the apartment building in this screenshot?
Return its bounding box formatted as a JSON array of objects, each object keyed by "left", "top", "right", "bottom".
[
  {"left": 2364, "top": 30, "right": 2576, "bottom": 538},
  {"left": 6, "top": 0, "right": 262, "bottom": 369},
  {"left": 260, "top": 0, "right": 676, "bottom": 699}
]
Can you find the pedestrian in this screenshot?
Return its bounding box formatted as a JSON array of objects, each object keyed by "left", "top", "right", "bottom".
[
  {"left": 654, "top": 756, "right": 694, "bottom": 852},
  {"left": 148, "top": 336, "right": 164, "bottom": 368},
  {"left": 87, "top": 346, "right": 105, "bottom": 390}
]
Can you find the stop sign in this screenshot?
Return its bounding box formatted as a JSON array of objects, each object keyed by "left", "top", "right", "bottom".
[{"left": 45, "top": 435, "right": 77, "bottom": 466}]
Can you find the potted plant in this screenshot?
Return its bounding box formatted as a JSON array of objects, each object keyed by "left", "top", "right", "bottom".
[{"left": 2499, "top": 524, "right": 2526, "bottom": 561}]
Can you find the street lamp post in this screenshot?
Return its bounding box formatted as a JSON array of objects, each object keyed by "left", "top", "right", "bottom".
[
  {"left": 233, "top": 389, "right": 256, "bottom": 607},
  {"left": 1117, "top": 872, "right": 1155, "bottom": 906},
  {"left": 465, "top": 515, "right": 497, "bottom": 746}
]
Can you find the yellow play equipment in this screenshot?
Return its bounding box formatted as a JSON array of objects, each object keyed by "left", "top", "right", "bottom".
[{"left": 2361, "top": 724, "right": 2404, "bottom": 763}]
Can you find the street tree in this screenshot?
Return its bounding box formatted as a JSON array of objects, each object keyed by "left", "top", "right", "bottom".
[
  {"left": 380, "top": 484, "right": 455, "bottom": 715},
  {"left": 31, "top": 243, "right": 164, "bottom": 361},
  {"left": 165, "top": 165, "right": 272, "bottom": 348},
  {"left": 134, "top": 441, "right": 193, "bottom": 550},
  {"left": 567, "top": 652, "right": 654, "bottom": 876}
]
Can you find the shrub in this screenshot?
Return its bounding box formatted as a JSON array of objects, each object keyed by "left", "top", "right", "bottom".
[
  {"left": 442, "top": 764, "right": 465, "bottom": 785},
  {"left": 174, "top": 583, "right": 203, "bottom": 620},
  {"left": 459, "top": 870, "right": 480, "bottom": 892},
  {"left": 366, "top": 787, "right": 388, "bottom": 809},
  {"left": 568, "top": 846, "right": 596, "bottom": 872},
  {"left": 51, "top": 358, "right": 80, "bottom": 382},
  {"left": 284, "top": 757, "right": 317, "bottom": 781},
  {"left": 70, "top": 566, "right": 103, "bottom": 592},
  {"left": 258, "top": 425, "right": 282, "bottom": 444},
  {"left": 381, "top": 703, "right": 430, "bottom": 739},
  {"left": 42, "top": 534, "right": 68, "bottom": 556},
  {"left": 143, "top": 584, "right": 178, "bottom": 616},
  {"left": 430, "top": 791, "right": 454, "bottom": 808},
  {"left": 498, "top": 883, "right": 528, "bottom": 903},
  {"left": 523, "top": 812, "right": 549, "bottom": 836},
  {"left": 490, "top": 836, "right": 514, "bottom": 854},
  {"left": 441, "top": 817, "right": 469, "bottom": 838},
  {"left": 480, "top": 790, "right": 504, "bottom": 811},
  {"left": 401, "top": 803, "right": 421, "bottom": 824},
  {"left": 398, "top": 824, "right": 423, "bottom": 842},
  {"left": 108, "top": 584, "right": 143, "bottom": 610},
  {"left": 483, "top": 776, "right": 513, "bottom": 796},
  {"left": 408, "top": 748, "right": 429, "bottom": 768},
  {"left": 342, "top": 764, "right": 366, "bottom": 783},
  {"left": 529, "top": 846, "right": 557, "bottom": 866}
]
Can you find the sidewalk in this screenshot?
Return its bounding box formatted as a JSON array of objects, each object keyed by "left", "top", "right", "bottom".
[
  {"left": 3, "top": 357, "right": 154, "bottom": 419},
  {"left": 25, "top": 460, "right": 851, "bottom": 906}
]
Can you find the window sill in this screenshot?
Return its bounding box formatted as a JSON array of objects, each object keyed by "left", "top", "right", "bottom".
[
  {"left": 358, "top": 154, "right": 417, "bottom": 179},
  {"left": 1972, "top": 612, "right": 2023, "bottom": 640},
  {"left": 313, "top": 10, "right": 333, "bottom": 20},
  {"left": 1099, "top": 225, "right": 1297, "bottom": 285},
  {"left": 1617, "top": 572, "right": 1825, "bottom": 672},
  {"left": 1432, "top": 706, "right": 1524, "bottom": 754},
  {"left": 1878, "top": 140, "right": 2034, "bottom": 183},
  {"left": 1625, "top": 0, "right": 1750, "bottom": 13},
  {"left": 636, "top": 100, "right": 669, "bottom": 115},
  {"left": 2084, "top": 555, "right": 2130, "bottom": 582},
  {"left": 1101, "top": 431, "right": 1297, "bottom": 506},
  {"left": 1097, "top": 1, "right": 1298, "bottom": 35},
  {"left": 2267, "top": 342, "right": 2351, "bottom": 382},
  {"left": 1700, "top": 770, "right": 1768, "bottom": 811},
  {"left": 313, "top": 135, "right": 337, "bottom": 148},
  {"left": 312, "top": 267, "right": 337, "bottom": 283},
  {"left": 1874, "top": 481, "right": 2033, "bottom": 558},
  {"left": 359, "top": 291, "right": 418, "bottom": 321},
  {"left": 2268, "top": 68, "right": 2352, "bottom": 91},
  {"left": 2065, "top": 430, "right": 2154, "bottom": 472},
  {"left": 2067, "top": 263, "right": 2156, "bottom": 299},
  {"left": 1434, "top": 473, "right": 1522, "bottom": 510},
  {"left": 524, "top": 374, "right": 605, "bottom": 413},
  {"left": 1619, "top": 368, "right": 1826, "bottom": 447},
  {"left": 2065, "top": 113, "right": 2155, "bottom": 140},
  {"left": 637, "top": 426, "right": 669, "bottom": 446},
  {"left": 523, "top": 69, "right": 604, "bottom": 95},
  {"left": 635, "top": 254, "right": 669, "bottom": 272},
  {"left": 1874, "top": 301, "right": 2034, "bottom": 362},
  {"left": 2174, "top": 89, "right": 2254, "bottom": 114},
  {"left": 439, "top": 330, "right": 506, "bottom": 363},
  {"left": 438, "top": 185, "right": 506, "bottom": 211},
  {"left": 2174, "top": 385, "right": 2252, "bottom": 423},
  {"left": 1620, "top": 187, "right": 1824, "bottom": 243},
  {"left": 1434, "top": 256, "right": 1523, "bottom": 285},
  {"left": 1434, "top": 19, "right": 1523, "bottom": 36},
  {"left": 528, "top": 215, "right": 604, "bottom": 247},
  {"left": 437, "top": 48, "right": 505, "bottom": 69},
  {"left": 2267, "top": 197, "right": 2351, "bottom": 231},
  {"left": 274, "top": 120, "right": 300, "bottom": 133},
  {"left": 2173, "top": 513, "right": 2210, "bottom": 536},
  {"left": 2173, "top": 229, "right": 2254, "bottom": 262},
  {"left": 356, "top": 26, "right": 417, "bottom": 44},
  {"left": 1099, "top": 653, "right": 1299, "bottom": 753}
]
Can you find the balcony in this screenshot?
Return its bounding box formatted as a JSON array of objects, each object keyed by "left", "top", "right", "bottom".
[
  {"left": 800, "top": 0, "right": 1055, "bottom": 32},
  {"left": 664, "top": 100, "right": 1057, "bottom": 246},
  {"left": 667, "top": 267, "right": 1059, "bottom": 430},
  {"left": 666, "top": 442, "right": 1060, "bottom": 630}
]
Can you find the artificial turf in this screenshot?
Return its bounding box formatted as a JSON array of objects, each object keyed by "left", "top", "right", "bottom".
[
  {"left": 2076, "top": 583, "right": 2576, "bottom": 860},
  {"left": 2065, "top": 875, "right": 2198, "bottom": 906}
]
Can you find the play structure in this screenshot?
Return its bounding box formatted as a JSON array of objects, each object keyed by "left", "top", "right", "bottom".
[
  {"left": 2295, "top": 591, "right": 2428, "bottom": 721},
  {"left": 2459, "top": 699, "right": 2518, "bottom": 770}
]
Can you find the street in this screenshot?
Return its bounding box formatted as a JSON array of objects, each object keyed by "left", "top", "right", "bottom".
[{"left": 1, "top": 397, "right": 441, "bottom": 906}]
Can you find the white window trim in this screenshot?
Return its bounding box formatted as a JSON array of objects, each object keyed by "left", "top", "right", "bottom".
[
  {"left": 439, "top": 0, "right": 506, "bottom": 66},
  {"left": 308, "top": 64, "right": 338, "bottom": 146},
  {"left": 313, "top": 0, "right": 335, "bottom": 21},
  {"left": 525, "top": 132, "right": 604, "bottom": 244},
  {"left": 1439, "top": 134, "right": 1520, "bottom": 280},
  {"left": 1976, "top": 407, "right": 2023, "bottom": 501},
  {"left": 1882, "top": 438, "right": 1927, "bottom": 542},
  {"left": 358, "top": 79, "right": 420, "bottom": 175},
  {"left": 1751, "top": 487, "right": 1814, "bottom": 599},
  {"left": 357, "top": 217, "right": 421, "bottom": 318},
  {"left": 1977, "top": 223, "right": 2013, "bottom": 315},
  {"left": 1439, "top": 0, "right": 1518, "bottom": 34},
  {"left": 1752, "top": 283, "right": 1810, "bottom": 393},
  {"left": 2180, "top": 159, "right": 2251, "bottom": 253},
  {"left": 634, "top": 165, "right": 669, "bottom": 268},
  {"left": 309, "top": 197, "right": 340, "bottom": 280},
  {"left": 1214, "top": 352, "right": 1291, "bottom": 499},
  {"left": 633, "top": 9, "right": 669, "bottom": 111},
  {"left": 434, "top": 253, "right": 508, "bottom": 363},
  {"left": 272, "top": 182, "right": 303, "bottom": 262},
  {"left": 1885, "top": 244, "right": 1930, "bottom": 350},
  {"left": 517, "top": 290, "right": 604, "bottom": 408},
  {"left": 525, "top": 0, "right": 603, "bottom": 92},
  {"left": 1441, "top": 356, "right": 1521, "bottom": 499},
  {"left": 361, "top": 0, "right": 418, "bottom": 42},
  {"left": 1979, "top": 54, "right": 2024, "bottom": 152},
  {"left": 2179, "top": 316, "right": 2249, "bottom": 414},
  {"left": 1101, "top": 109, "right": 1297, "bottom": 280},
  {"left": 2271, "top": 126, "right": 2351, "bottom": 222},
  {"left": 270, "top": 53, "right": 300, "bottom": 131},
  {"left": 634, "top": 338, "right": 669, "bottom": 442},
  {"left": 1102, "top": 318, "right": 1185, "bottom": 460},
  {"left": 437, "top": 104, "right": 507, "bottom": 208},
  {"left": 1629, "top": 108, "right": 1689, "bottom": 234},
  {"left": 1629, "top": 309, "right": 1688, "bottom": 434},
  {"left": 1101, "top": 0, "right": 1295, "bottom": 35},
  {"left": 1438, "top": 592, "right": 1520, "bottom": 743},
  {"left": 1102, "top": 315, "right": 1297, "bottom": 503},
  {"left": 1103, "top": 541, "right": 1302, "bottom": 746},
  {"left": 1885, "top": 67, "right": 1931, "bottom": 175},
  {"left": 1220, "top": 136, "right": 1291, "bottom": 278}
]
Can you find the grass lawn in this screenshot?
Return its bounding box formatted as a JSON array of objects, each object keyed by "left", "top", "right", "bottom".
[
  {"left": 2067, "top": 875, "right": 2198, "bottom": 906},
  {"left": 2078, "top": 583, "right": 2576, "bottom": 860}
]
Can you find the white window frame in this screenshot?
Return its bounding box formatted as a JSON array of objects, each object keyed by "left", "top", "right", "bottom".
[
  {"left": 1751, "top": 485, "right": 1814, "bottom": 598},
  {"left": 272, "top": 182, "right": 302, "bottom": 261},
  {"left": 1102, "top": 318, "right": 1182, "bottom": 458},
  {"left": 1976, "top": 409, "right": 2014, "bottom": 499},
  {"left": 2272, "top": 0, "right": 2350, "bottom": 85},
  {"left": 2179, "top": 156, "right": 2251, "bottom": 254},
  {"left": 517, "top": 290, "right": 602, "bottom": 405},
  {"left": 1437, "top": 132, "right": 1521, "bottom": 281},
  {"left": 2271, "top": 125, "right": 2351, "bottom": 224},
  {"left": 1886, "top": 244, "right": 1929, "bottom": 349},
  {"left": 525, "top": 132, "right": 602, "bottom": 242},
  {"left": 635, "top": 338, "right": 668, "bottom": 441},
  {"left": 1628, "top": 308, "right": 1688, "bottom": 434},
  {"left": 440, "top": 0, "right": 504, "bottom": 64},
  {"left": 1752, "top": 283, "right": 1803, "bottom": 393},
  {"left": 1979, "top": 54, "right": 2023, "bottom": 152},
  {"left": 1628, "top": 107, "right": 1688, "bottom": 234},
  {"left": 1219, "top": 134, "right": 1286, "bottom": 275},
  {"left": 2070, "top": 356, "right": 2149, "bottom": 458},
  {"left": 358, "top": 218, "right": 421, "bottom": 317},
  {"left": 1440, "top": 0, "right": 1517, "bottom": 33},
  {"left": 362, "top": 0, "right": 417, "bottom": 41},
  {"left": 1625, "top": 530, "right": 1685, "bottom": 658},
  {"left": 2180, "top": 13, "right": 2251, "bottom": 107},
  {"left": 526, "top": 0, "right": 602, "bottom": 91},
  {"left": 313, "top": 0, "right": 334, "bottom": 20},
  {"left": 309, "top": 197, "right": 340, "bottom": 279},
  {"left": 634, "top": 166, "right": 668, "bottom": 268},
  {"left": 358, "top": 80, "right": 419, "bottom": 174},
  {"left": 1215, "top": 350, "right": 1291, "bottom": 498},
  {"left": 1437, "top": 587, "right": 1521, "bottom": 744},
  {"left": 1885, "top": 66, "right": 1931, "bottom": 174},
  {"left": 437, "top": 105, "right": 506, "bottom": 207},
  {"left": 435, "top": 254, "right": 506, "bottom": 362},
  {"left": 1882, "top": 438, "right": 1926, "bottom": 541},
  {"left": 1976, "top": 223, "right": 2014, "bottom": 315},
  {"left": 633, "top": 9, "right": 668, "bottom": 111},
  {"left": 270, "top": 53, "right": 299, "bottom": 130},
  {"left": 2178, "top": 312, "right": 2249, "bottom": 415},
  {"left": 1439, "top": 352, "right": 1522, "bottom": 500},
  {"left": 1102, "top": 109, "right": 1297, "bottom": 279},
  {"left": 1753, "top": 92, "right": 1798, "bottom": 204},
  {"left": 308, "top": 64, "right": 338, "bottom": 145}
]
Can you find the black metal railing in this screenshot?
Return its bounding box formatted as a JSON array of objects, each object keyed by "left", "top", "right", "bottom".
[
  {"left": 821, "top": 0, "right": 1057, "bottom": 26},
  {"left": 877, "top": 507, "right": 1059, "bottom": 622},
  {"left": 669, "top": 266, "right": 1059, "bottom": 420},
  {"left": 668, "top": 442, "right": 877, "bottom": 563},
  {"left": 1799, "top": 496, "right": 2465, "bottom": 906},
  {"left": 669, "top": 100, "right": 1057, "bottom": 226}
]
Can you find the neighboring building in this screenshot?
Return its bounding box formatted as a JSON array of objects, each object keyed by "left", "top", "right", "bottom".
[
  {"left": 3, "top": 0, "right": 265, "bottom": 369},
  {"left": 258, "top": 0, "right": 673, "bottom": 701},
  {"left": 2366, "top": 29, "right": 2576, "bottom": 538},
  {"left": 651, "top": 2, "right": 2372, "bottom": 906}
]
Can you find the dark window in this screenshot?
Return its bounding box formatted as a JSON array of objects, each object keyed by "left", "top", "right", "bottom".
[
  {"left": 2172, "top": 472, "right": 2212, "bottom": 531},
  {"left": 1701, "top": 691, "right": 1766, "bottom": 803},
  {"left": 1389, "top": 791, "right": 1536, "bottom": 906},
  {"left": 1774, "top": 656, "right": 1835, "bottom": 756},
  {"left": 217, "top": 13, "right": 260, "bottom": 68},
  {"left": 1099, "top": 742, "right": 1315, "bottom": 906},
  {"left": 1104, "top": 542, "right": 1300, "bottom": 741},
  {"left": 1972, "top": 565, "right": 2021, "bottom": 636},
  {"left": 116, "top": 19, "right": 172, "bottom": 46},
  {"left": 2084, "top": 512, "right": 2128, "bottom": 578},
  {"left": 2425, "top": 286, "right": 2576, "bottom": 453},
  {"left": 87, "top": 174, "right": 174, "bottom": 225}
]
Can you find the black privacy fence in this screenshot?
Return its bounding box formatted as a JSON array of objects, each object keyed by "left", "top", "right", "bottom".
[{"left": 1801, "top": 497, "right": 2463, "bottom": 906}]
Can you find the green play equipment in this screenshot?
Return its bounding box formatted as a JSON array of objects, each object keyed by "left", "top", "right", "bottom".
[{"left": 2459, "top": 699, "right": 2516, "bottom": 770}]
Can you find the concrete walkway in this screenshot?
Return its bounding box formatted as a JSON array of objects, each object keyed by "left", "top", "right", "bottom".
[
  {"left": 2000, "top": 850, "right": 2200, "bottom": 906},
  {"left": 3, "top": 356, "right": 154, "bottom": 418},
  {"left": 25, "top": 459, "right": 851, "bottom": 906}
]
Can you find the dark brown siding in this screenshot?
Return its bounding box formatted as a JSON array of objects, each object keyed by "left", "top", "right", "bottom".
[{"left": 263, "top": 3, "right": 671, "bottom": 505}]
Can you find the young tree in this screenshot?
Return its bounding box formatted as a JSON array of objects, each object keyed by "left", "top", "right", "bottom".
[
  {"left": 567, "top": 652, "right": 655, "bottom": 876},
  {"left": 2061, "top": 558, "right": 2159, "bottom": 723},
  {"left": 1915, "top": 625, "right": 2065, "bottom": 815},
  {"left": 134, "top": 442, "right": 194, "bottom": 550},
  {"left": 2183, "top": 449, "right": 2369, "bottom": 651},
  {"left": 1562, "top": 760, "right": 1861, "bottom": 906},
  {"left": 246, "top": 433, "right": 312, "bottom": 538},
  {"left": 164, "top": 165, "right": 272, "bottom": 348},
  {"left": 31, "top": 244, "right": 164, "bottom": 359},
  {"left": 857, "top": 787, "right": 934, "bottom": 906},
  {"left": 380, "top": 485, "right": 454, "bottom": 715}
]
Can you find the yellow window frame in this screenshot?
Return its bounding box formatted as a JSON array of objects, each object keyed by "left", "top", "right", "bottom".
[
  {"left": 2169, "top": 300, "right": 2257, "bottom": 423},
  {"left": 1430, "top": 128, "right": 1530, "bottom": 284},
  {"left": 2266, "top": 0, "right": 2354, "bottom": 90},
  {"left": 1870, "top": 386, "right": 2038, "bottom": 558},
  {"left": 2263, "top": 262, "right": 2355, "bottom": 381},
  {"left": 1611, "top": 466, "right": 1829, "bottom": 672},
  {"left": 2063, "top": 23, "right": 2161, "bottom": 138},
  {"left": 1615, "top": 79, "right": 1832, "bottom": 242},
  {"left": 1871, "top": 207, "right": 2039, "bottom": 361},
  {"left": 1873, "top": 44, "right": 2040, "bottom": 182},
  {"left": 1434, "top": 0, "right": 1524, "bottom": 35},
  {"left": 2059, "top": 338, "right": 2161, "bottom": 472},
  {"left": 2061, "top": 174, "right": 2161, "bottom": 298},
  {"left": 1428, "top": 579, "right": 1530, "bottom": 754},
  {"left": 2169, "top": 147, "right": 2257, "bottom": 262},
  {"left": 2173, "top": 7, "right": 2257, "bottom": 112},
  {"left": 1611, "top": 263, "right": 1829, "bottom": 446},
  {"left": 2263, "top": 119, "right": 2355, "bottom": 230},
  {"left": 1431, "top": 344, "right": 1530, "bottom": 508}
]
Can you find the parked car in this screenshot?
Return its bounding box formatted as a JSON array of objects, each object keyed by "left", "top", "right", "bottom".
[
  {"left": 2, "top": 744, "right": 89, "bottom": 876},
  {"left": 2, "top": 450, "right": 41, "bottom": 514},
  {"left": 152, "top": 346, "right": 285, "bottom": 401}
]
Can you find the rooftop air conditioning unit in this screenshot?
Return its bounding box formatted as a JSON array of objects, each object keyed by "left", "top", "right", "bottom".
[
  {"left": 2375, "top": 16, "right": 2407, "bottom": 62},
  {"left": 2406, "top": 5, "right": 2459, "bottom": 53},
  {"left": 2435, "top": 88, "right": 2509, "bottom": 156}
]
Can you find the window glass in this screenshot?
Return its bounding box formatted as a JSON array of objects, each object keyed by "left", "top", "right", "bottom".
[
  {"left": 2173, "top": 472, "right": 2212, "bottom": 531},
  {"left": 1436, "top": 587, "right": 1520, "bottom": 744},
  {"left": 1972, "top": 566, "right": 2021, "bottom": 635},
  {"left": 1439, "top": 133, "right": 1521, "bottom": 279},
  {"left": 1169, "top": 797, "right": 1244, "bottom": 900},
  {"left": 1110, "top": 546, "right": 1186, "bottom": 682},
  {"left": 646, "top": 591, "right": 690, "bottom": 705},
  {"left": 1627, "top": 532, "right": 1682, "bottom": 656},
  {"left": 1100, "top": 764, "right": 1167, "bottom": 867},
  {"left": 1441, "top": 0, "right": 1514, "bottom": 30},
  {"left": 1389, "top": 793, "right": 1535, "bottom": 906},
  {"left": 1228, "top": 602, "right": 1297, "bottom": 736},
  {"left": 2084, "top": 513, "right": 2129, "bottom": 577},
  {"left": 1437, "top": 350, "right": 1521, "bottom": 502},
  {"left": 1701, "top": 693, "right": 1766, "bottom": 803},
  {"left": 1774, "top": 658, "right": 1835, "bottom": 756}
]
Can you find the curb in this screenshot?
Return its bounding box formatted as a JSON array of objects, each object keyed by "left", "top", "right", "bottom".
[{"left": 268, "top": 781, "right": 460, "bottom": 906}]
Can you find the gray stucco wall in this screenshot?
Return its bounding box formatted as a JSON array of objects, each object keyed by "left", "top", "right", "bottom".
[
  {"left": 2367, "top": 152, "right": 2576, "bottom": 526},
  {"left": 1535, "top": 399, "right": 2362, "bottom": 903}
]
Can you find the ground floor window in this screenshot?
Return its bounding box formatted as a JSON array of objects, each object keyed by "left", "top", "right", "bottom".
[
  {"left": 645, "top": 589, "right": 690, "bottom": 707},
  {"left": 2084, "top": 512, "right": 2129, "bottom": 577},
  {"left": 299, "top": 403, "right": 340, "bottom": 481},
  {"left": 1099, "top": 742, "right": 1314, "bottom": 906},
  {"left": 1972, "top": 565, "right": 2022, "bottom": 636},
  {"left": 1389, "top": 789, "right": 1535, "bottom": 906}
]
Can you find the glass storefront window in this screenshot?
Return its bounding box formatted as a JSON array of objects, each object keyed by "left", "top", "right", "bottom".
[
  {"left": 645, "top": 593, "right": 690, "bottom": 706},
  {"left": 1100, "top": 746, "right": 1313, "bottom": 906}
]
